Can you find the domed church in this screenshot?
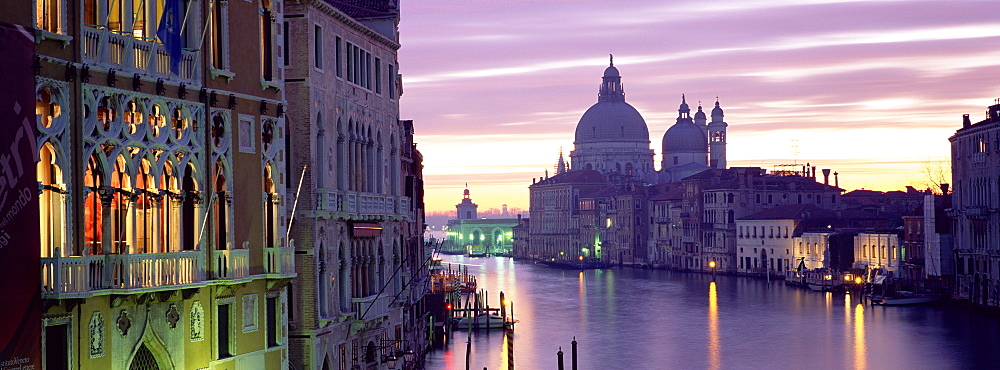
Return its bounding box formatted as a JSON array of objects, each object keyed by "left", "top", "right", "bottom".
[
  {"left": 659, "top": 95, "right": 728, "bottom": 182},
  {"left": 565, "top": 56, "right": 728, "bottom": 184},
  {"left": 570, "top": 55, "right": 656, "bottom": 181}
]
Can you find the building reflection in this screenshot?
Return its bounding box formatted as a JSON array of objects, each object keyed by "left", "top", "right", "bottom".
[
  {"left": 708, "top": 281, "right": 721, "bottom": 370},
  {"left": 853, "top": 302, "right": 867, "bottom": 370}
]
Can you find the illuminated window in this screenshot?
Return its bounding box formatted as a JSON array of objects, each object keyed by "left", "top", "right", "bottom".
[
  {"left": 36, "top": 0, "right": 63, "bottom": 33},
  {"left": 263, "top": 163, "right": 278, "bottom": 248},
  {"left": 84, "top": 156, "right": 104, "bottom": 254},
  {"left": 210, "top": 0, "right": 230, "bottom": 69},
  {"left": 38, "top": 143, "right": 65, "bottom": 258},
  {"left": 35, "top": 88, "right": 61, "bottom": 128}
]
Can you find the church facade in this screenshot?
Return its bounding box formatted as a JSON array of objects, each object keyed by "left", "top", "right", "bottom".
[{"left": 527, "top": 58, "right": 843, "bottom": 272}]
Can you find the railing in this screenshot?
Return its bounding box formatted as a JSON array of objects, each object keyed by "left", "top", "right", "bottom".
[
  {"left": 41, "top": 250, "right": 206, "bottom": 297},
  {"left": 264, "top": 245, "right": 295, "bottom": 276},
  {"left": 353, "top": 294, "right": 394, "bottom": 321},
  {"left": 213, "top": 248, "right": 249, "bottom": 280},
  {"left": 314, "top": 189, "right": 412, "bottom": 219},
  {"left": 111, "top": 251, "right": 205, "bottom": 288},
  {"left": 81, "top": 27, "right": 200, "bottom": 84}
]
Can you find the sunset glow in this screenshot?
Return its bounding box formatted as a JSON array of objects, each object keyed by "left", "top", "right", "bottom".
[{"left": 398, "top": 1, "right": 1000, "bottom": 213}]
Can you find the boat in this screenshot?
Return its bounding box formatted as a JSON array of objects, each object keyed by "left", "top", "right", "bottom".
[
  {"left": 466, "top": 245, "right": 490, "bottom": 257},
  {"left": 540, "top": 258, "right": 613, "bottom": 270},
  {"left": 453, "top": 313, "right": 507, "bottom": 329},
  {"left": 869, "top": 291, "right": 945, "bottom": 306}
]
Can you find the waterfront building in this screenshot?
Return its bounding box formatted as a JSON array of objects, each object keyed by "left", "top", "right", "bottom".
[
  {"left": 949, "top": 101, "right": 1000, "bottom": 306},
  {"left": 852, "top": 232, "right": 903, "bottom": 273},
  {"left": 455, "top": 187, "right": 478, "bottom": 220},
  {"left": 445, "top": 218, "right": 519, "bottom": 256},
  {"left": 923, "top": 192, "right": 954, "bottom": 290},
  {"left": 528, "top": 170, "right": 609, "bottom": 261},
  {"left": 443, "top": 188, "right": 520, "bottom": 256},
  {"left": 511, "top": 216, "right": 531, "bottom": 258},
  {"left": 676, "top": 166, "right": 842, "bottom": 272},
  {"left": 283, "top": 0, "right": 429, "bottom": 368},
  {"left": 735, "top": 205, "right": 836, "bottom": 275},
  {"left": 648, "top": 184, "right": 684, "bottom": 267},
  {"left": 2, "top": 0, "right": 297, "bottom": 367}
]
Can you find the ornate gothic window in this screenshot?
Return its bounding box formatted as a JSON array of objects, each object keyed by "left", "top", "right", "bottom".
[{"left": 38, "top": 143, "right": 65, "bottom": 258}]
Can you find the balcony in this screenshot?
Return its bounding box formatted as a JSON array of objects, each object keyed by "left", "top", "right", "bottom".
[
  {"left": 314, "top": 189, "right": 412, "bottom": 220},
  {"left": 41, "top": 250, "right": 206, "bottom": 298},
  {"left": 264, "top": 243, "right": 296, "bottom": 277},
  {"left": 212, "top": 249, "right": 249, "bottom": 280},
  {"left": 81, "top": 27, "right": 200, "bottom": 85},
  {"left": 353, "top": 294, "right": 394, "bottom": 321}
]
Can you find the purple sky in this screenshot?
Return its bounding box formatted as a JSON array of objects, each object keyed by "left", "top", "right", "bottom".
[{"left": 396, "top": 0, "right": 1000, "bottom": 214}]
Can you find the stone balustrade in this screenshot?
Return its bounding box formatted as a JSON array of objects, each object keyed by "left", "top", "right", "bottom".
[
  {"left": 313, "top": 189, "right": 412, "bottom": 220},
  {"left": 81, "top": 27, "right": 200, "bottom": 84},
  {"left": 352, "top": 294, "right": 394, "bottom": 321},
  {"left": 212, "top": 248, "right": 249, "bottom": 280},
  {"left": 41, "top": 250, "right": 206, "bottom": 298}
]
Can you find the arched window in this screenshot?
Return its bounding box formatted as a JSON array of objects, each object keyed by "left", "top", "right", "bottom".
[
  {"left": 181, "top": 164, "right": 197, "bottom": 250},
  {"left": 38, "top": 143, "right": 65, "bottom": 257},
  {"left": 214, "top": 161, "right": 228, "bottom": 250},
  {"left": 110, "top": 156, "right": 131, "bottom": 254},
  {"left": 263, "top": 163, "right": 278, "bottom": 248},
  {"left": 35, "top": 88, "right": 61, "bottom": 128},
  {"left": 133, "top": 160, "right": 156, "bottom": 253},
  {"left": 84, "top": 155, "right": 104, "bottom": 254}
]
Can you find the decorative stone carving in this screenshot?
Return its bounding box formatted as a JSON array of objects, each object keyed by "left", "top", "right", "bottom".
[
  {"left": 116, "top": 309, "right": 131, "bottom": 336},
  {"left": 166, "top": 303, "right": 180, "bottom": 329},
  {"left": 89, "top": 311, "right": 105, "bottom": 358},
  {"left": 190, "top": 301, "right": 204, "bottom": 341},
  {"left": 242, "top": 294, "right": 258, "bottom": 333}
]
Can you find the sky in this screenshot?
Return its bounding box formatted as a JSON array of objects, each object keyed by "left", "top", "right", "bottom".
[{"left": 395, "top": 0, "right": 1000, "bottom": 215}]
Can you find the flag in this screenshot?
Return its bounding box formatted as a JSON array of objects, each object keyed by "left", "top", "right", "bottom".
[{"left": 157, "top": 0, "right": 183, "bottom": 75}]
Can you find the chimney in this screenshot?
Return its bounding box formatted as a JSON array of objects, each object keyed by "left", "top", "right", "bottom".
[
  {"left": 963, "top": 114, "right": 971, "bottom": 128},
  {"left": 811, "top": 166, "right": 817, "bottom": 179},
  {"left": 822, "top": 169, "right": 831, "bottom": 185},
  {"left": 941, "top": 183, "right": 949, "bottom": 195},
  {"left": 834, "top": 172, "right": 839, "bottom": 188}
]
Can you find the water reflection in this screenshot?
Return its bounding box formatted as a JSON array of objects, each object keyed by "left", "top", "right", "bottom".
[
  {"left": 853, "top": 302, "right": 867, "bottom": 370},
  {"left": 425, "top": 256, "right": 1000, "bottom": 369},
  {"left": 708, "top": 281, "right": 720, "bottom": 370}
]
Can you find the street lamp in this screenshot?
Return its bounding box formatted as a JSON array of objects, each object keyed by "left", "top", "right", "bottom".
[
  {"left": 402, "top": 349, "right": 416, "bottom": 364},
  {"left": 709, "top": 260, "right": 716, "bottom": 278},
  {"left": 382, "top": 354, "right": 398, "bottom": 369}
]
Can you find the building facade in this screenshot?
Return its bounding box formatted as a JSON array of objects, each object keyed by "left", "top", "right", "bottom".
[
  {"left": 283, "top": 1, "right": 428, "bottom": 369},
  {"left": 4, "top": 0, "right": 297, "bottom": 368},
  {"left": 852, "top": 232, "right": 903, "bottom": 273},
  {"left": 949, "top": 101, "right": 1000, "bottom": 306}
]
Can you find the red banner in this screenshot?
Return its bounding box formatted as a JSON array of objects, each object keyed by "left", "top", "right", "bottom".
[{"left": 0, "top": 21, "right": 41, "bottom": 368}]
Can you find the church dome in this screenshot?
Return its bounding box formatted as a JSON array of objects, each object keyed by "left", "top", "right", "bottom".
[
  {"left": 712, "top": 100, "right": 724, "bottom": 119},
  {"left": 575, "top": 101, "right": 649, "bottom": 143},
  {"left": 574, "top": 56, "right": 649, "bottom": 144},
  {"left": 603, "top": 65, "right": 620, "bottom": 77},
  {"left": 662, "top": 122, "right": 707, "bottom": 153}
]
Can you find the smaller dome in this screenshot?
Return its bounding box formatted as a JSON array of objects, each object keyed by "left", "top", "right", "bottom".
[
  {"left": 663, "top": 122, "right": 707, "bottom": 153},
  {"left": 604, "top": 65, "right": 620, "bottom": 77},
  {"left": 712, "top": 101, "right": 724, "bottom": 118},
  {"left": 694, "top": 105, "right": 706, "bottom": 120}
]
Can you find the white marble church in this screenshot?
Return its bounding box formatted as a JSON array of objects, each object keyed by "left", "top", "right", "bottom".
[{"left": 562, "top": 56, "right": 728, "bottom": 181}]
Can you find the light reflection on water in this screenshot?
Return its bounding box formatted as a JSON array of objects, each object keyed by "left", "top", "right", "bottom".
[{"left": 425, "top": 256, "right": 1000, "bottom": 369}]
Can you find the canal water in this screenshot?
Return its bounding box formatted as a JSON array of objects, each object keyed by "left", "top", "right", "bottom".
[{"left": 425, "top": 255, "right": 1000, "bottom": 369}]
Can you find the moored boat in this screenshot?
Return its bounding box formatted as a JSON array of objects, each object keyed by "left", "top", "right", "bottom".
[
  {"left": 869, "top": 291, "right": 945, "bottom": 306},
  {"left": 453, "top": 313, "right": 508, "bottom": 329}
]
